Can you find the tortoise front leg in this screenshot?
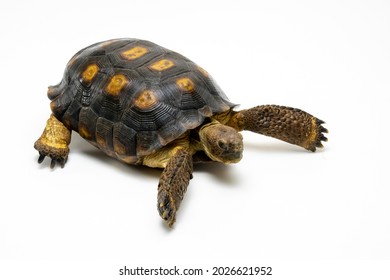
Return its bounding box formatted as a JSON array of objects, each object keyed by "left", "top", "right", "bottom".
[
  {"left": 227, "top": 105, "right": 328, "bottom": 152},
  {"left": 34, "top": 114, "right": 71, "bottom": 168},
  {"left": 157, "top": 147, "right": 193, "bottom": 228}
]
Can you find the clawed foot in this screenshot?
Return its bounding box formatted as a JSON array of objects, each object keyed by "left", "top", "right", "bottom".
[
  {"left": 157, "top": 147, "right": 192, "bottom": 228},
  {"left": 37, "top": 151, "right": 67, "bottom": 168},
  {"left": 306, "top": 118, "right": 328, "bottom": 152},
  {"left": 157, "top": 189, "right": 176, "bottom": 228},
  {"left": 35, "top": 141, "right": 69, "bottom": 168},
  {"left": 232, "top": 105, "right": 328, "bottom": 153},
  {"left": 34, "top": 114, "right": 71, "bottom": 169}
]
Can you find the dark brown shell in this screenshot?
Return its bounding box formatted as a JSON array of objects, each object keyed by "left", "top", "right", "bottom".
[{"left": 48, "top": 38, "right": 234, "bottom": 163}]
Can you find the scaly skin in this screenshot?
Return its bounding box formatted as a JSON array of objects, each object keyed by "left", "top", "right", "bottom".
[
  {"left": 157, "top": 147, "right": 193, "bottom": 228},
  {"left": 226, "top": 105, "right": 328, "bottom": 152},
  {"left": 34, "top": 114, "right": 72, "bottom": 168}
]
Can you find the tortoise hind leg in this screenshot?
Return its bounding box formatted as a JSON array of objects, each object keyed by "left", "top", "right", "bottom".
[
  {"left": 227, "top": 105, "right": 328, "bottom": 152},
  {"left": 34, "top": 114, "right": 71, "bottom": 168},
  {"left": 157, "top": 147, "right": 193, "bottom": 228}
]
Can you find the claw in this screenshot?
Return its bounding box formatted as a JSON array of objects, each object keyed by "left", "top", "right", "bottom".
[
  {"left": 315, "top": 117, "right": 328, "bottom": 149},
  {"left": 157, "top": 191, "right": 176, "bottom": 228},
  {"left": 162, "top": 209, "right": 169, "bottom": 220},
  {"left": 315, "top": 142, "right": 324, "bottom": 148},
  {"left": 38, "top": 153, "right": 46, "bottom": 164},
  {"left": 306, "top": 118, "right": 328, "bottom": 152},
  {"left": 50, "top": 159, "right": 56, "bottom": 169},
  {"left": 35, "top": 151, "right": 68, "bottom": 169}
]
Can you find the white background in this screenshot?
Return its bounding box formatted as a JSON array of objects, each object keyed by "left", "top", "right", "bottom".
[{"left": 0, "top": 0, "right": 389, "bottom": 279}]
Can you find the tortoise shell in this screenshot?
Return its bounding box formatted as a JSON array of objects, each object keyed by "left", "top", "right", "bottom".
[{"left": 48, "top": 38, "right": 235, "bottom": 164}]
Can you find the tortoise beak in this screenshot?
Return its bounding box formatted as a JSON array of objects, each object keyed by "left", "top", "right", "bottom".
[
  {"left": 216, "top": 136, "right": 243, "bottom": 164},
  {"left": 47, "top": 79, "right": 67, "bottom": 100},
  {"left": 222, "top": 150, "right": 243, "bottom": 164},
  {"left": 47, "top": 85, "right": 60, "bottom": 100}
]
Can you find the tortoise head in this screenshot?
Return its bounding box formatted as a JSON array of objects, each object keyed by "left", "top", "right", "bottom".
[{"left": 199, "top": 122, "right": 243, "bottom": 164}]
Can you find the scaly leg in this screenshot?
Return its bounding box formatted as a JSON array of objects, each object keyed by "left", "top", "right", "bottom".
[
  {"left": 227, "top": 105, "right": 328, "bottom": 151},
  {"left": 157, "top": 147, "right": 193, "bottom": 227},
  {"left": 34, "top": 114, "right": 72, "bottom": 168}
]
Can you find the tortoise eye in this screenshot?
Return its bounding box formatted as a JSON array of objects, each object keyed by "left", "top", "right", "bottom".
[{"left": 217, "top": 140, "right": 228, "bottom": 151}]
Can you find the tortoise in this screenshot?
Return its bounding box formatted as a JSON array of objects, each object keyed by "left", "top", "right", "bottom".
[{"left": 34, "top": 38, "right": 328, "bottom": 227}]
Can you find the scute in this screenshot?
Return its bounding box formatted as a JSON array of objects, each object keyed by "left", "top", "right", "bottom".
[
  {"left": 122, "top": 102, "right": 179, "bottom": 131},
  {"left": 49, "top": 38, "right": 235, "bottom": 161}
]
